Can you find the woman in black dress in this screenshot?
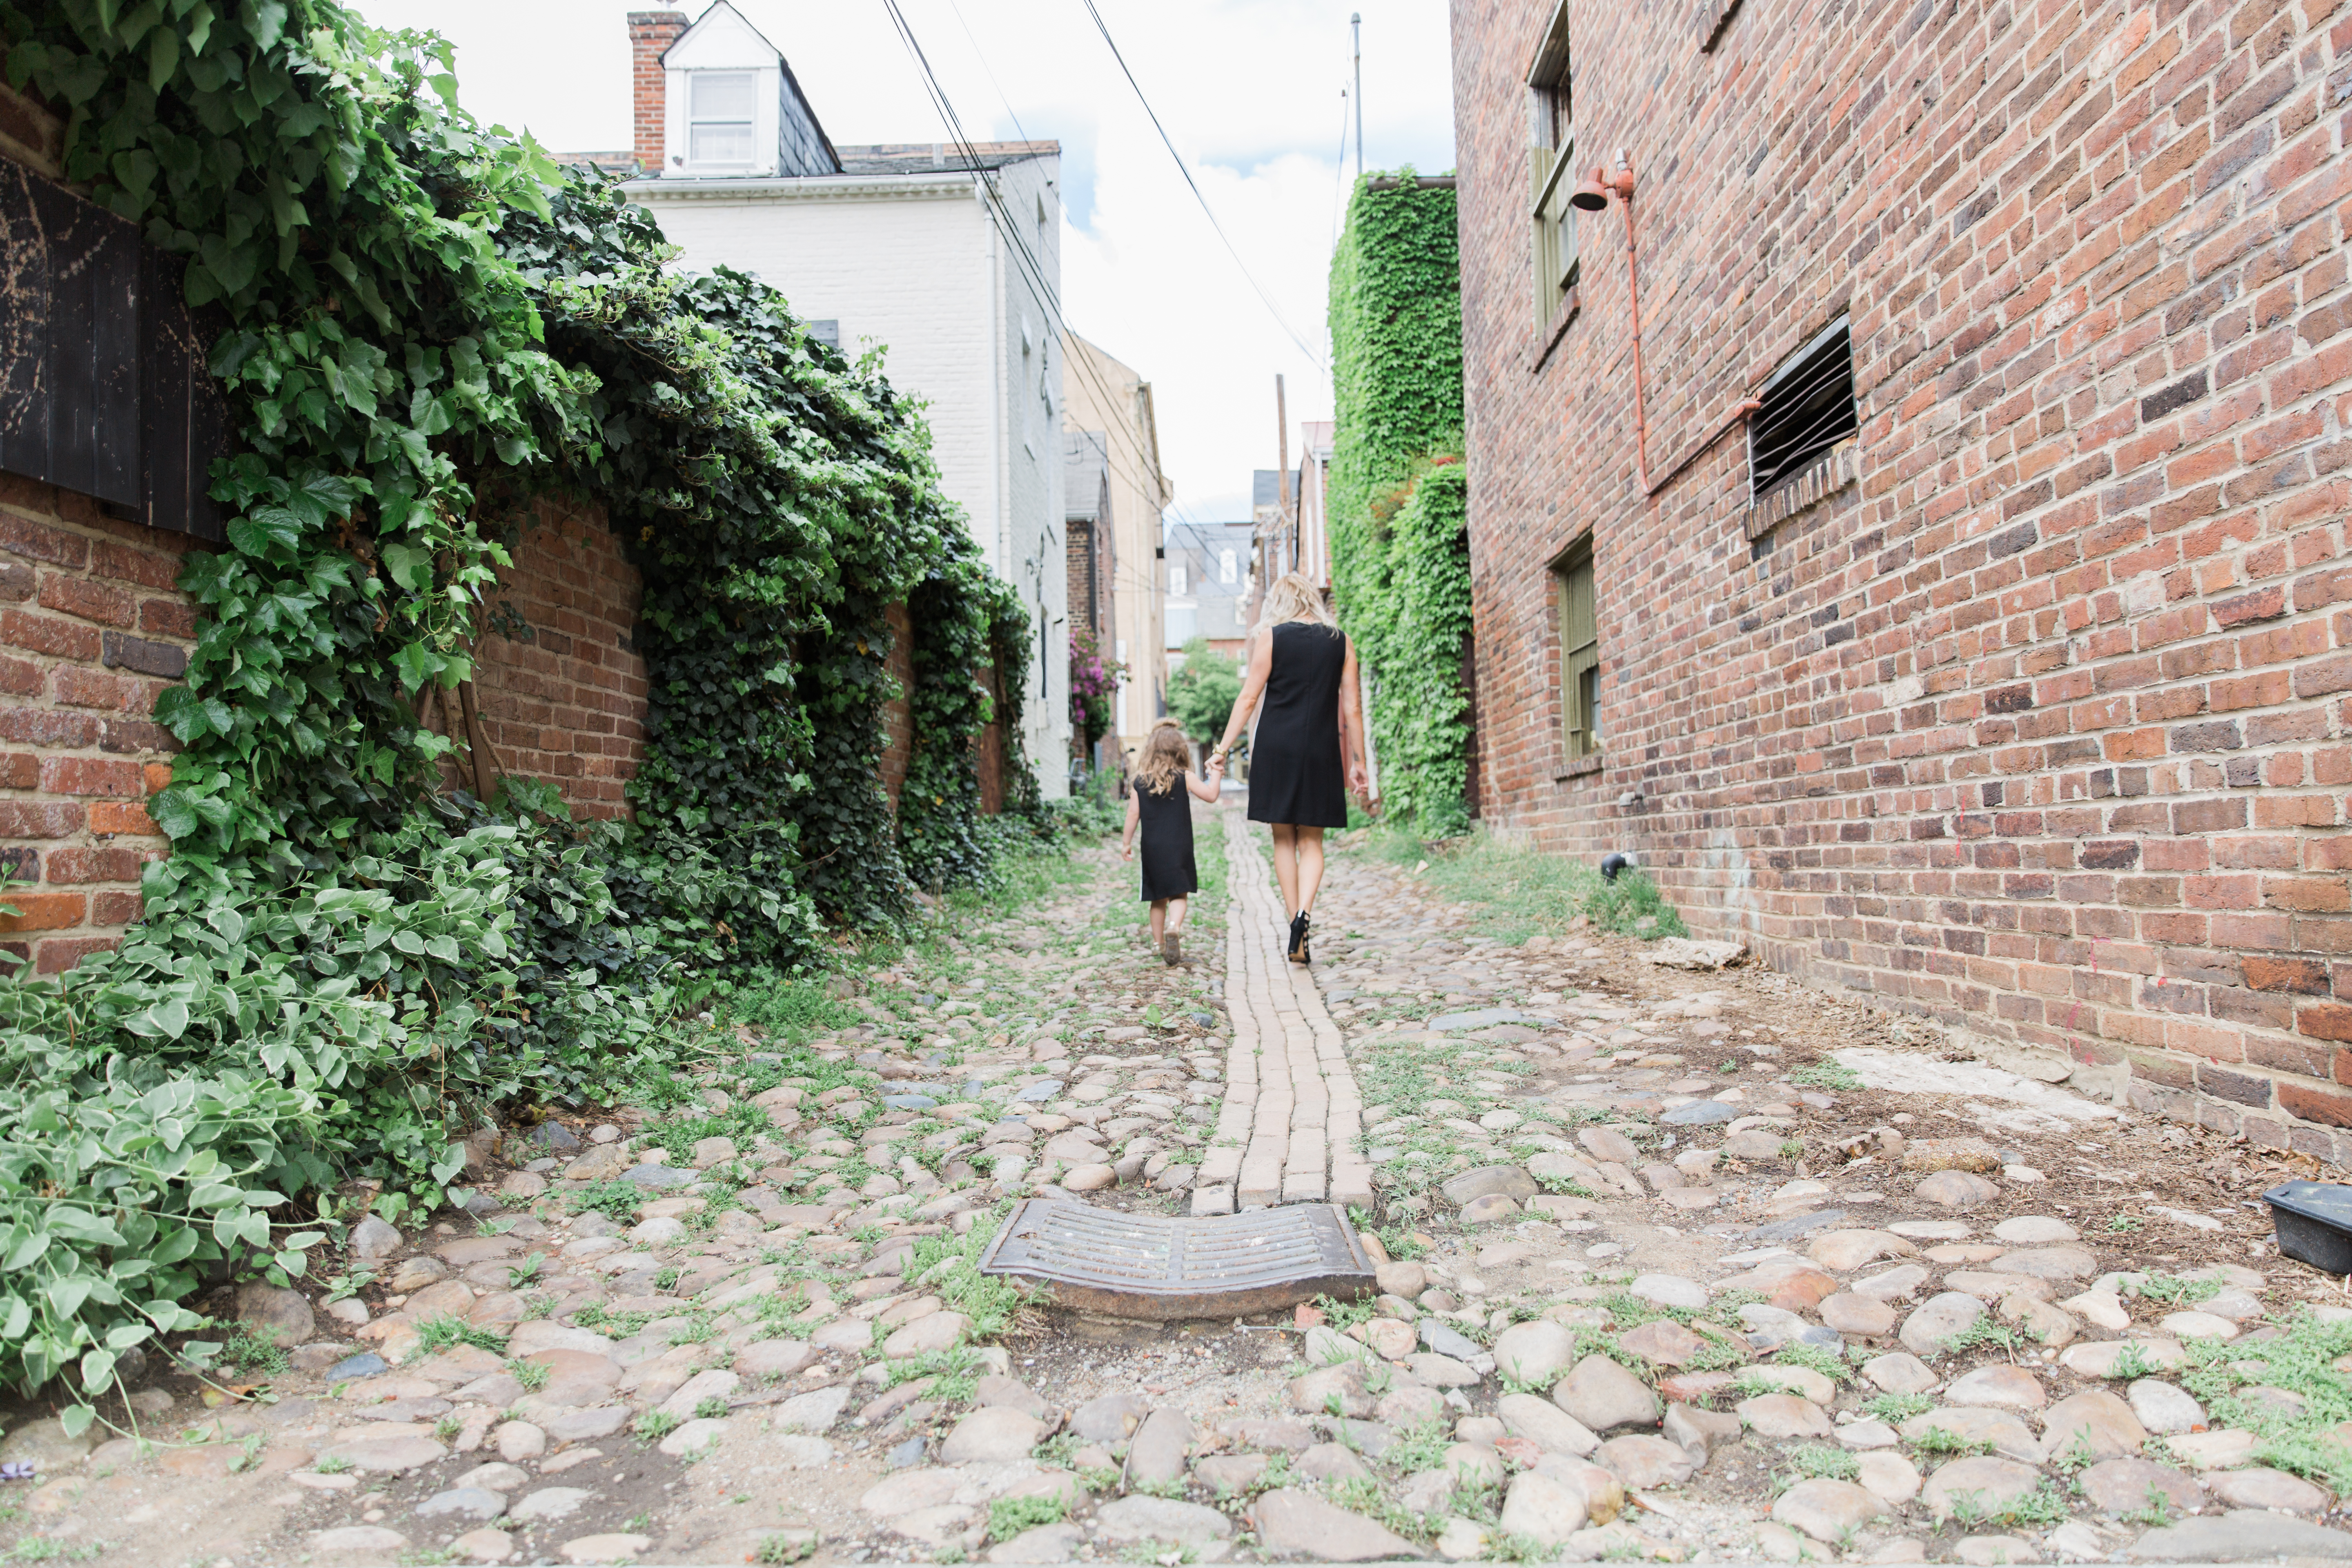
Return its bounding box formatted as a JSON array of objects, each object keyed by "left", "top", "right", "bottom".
[
  {"left": 1208, "top": 572, "right": 1369, "bottom": 964},
  {"left": 1121, "top": 719, "right": 1226, "bottom": 964}
]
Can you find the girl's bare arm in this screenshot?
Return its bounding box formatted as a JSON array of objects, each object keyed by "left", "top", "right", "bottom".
[
  {"left": 1121, "top": 788, "right": 1140, "bottom": 860},
  {"left": 1183, "top": 768, "right": 1221, "bottom": 803}
]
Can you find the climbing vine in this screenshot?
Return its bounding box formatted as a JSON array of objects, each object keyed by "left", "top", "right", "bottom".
[
  {"left": 1327, "top": 171, "right": 1470, "bottom": 834},
  {"left": 0, "top": 0, "right": 1035, "bottom": 1425}
]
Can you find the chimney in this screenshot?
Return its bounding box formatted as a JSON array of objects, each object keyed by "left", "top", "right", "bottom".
[{"left": 628, "top": 11, "right": 690, "bottom": 174}]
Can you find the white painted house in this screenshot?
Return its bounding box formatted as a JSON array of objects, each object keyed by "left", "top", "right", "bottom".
[{"left": 608, "top": 4, "right": 1070, "bottom": 795}]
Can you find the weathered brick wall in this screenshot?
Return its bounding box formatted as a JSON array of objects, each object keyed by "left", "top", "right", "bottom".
[
  {"left": 458, "top": 499, "right": 646, "bottom": 819},
  {"left": 0, "top": 475, "right": 195, "bottom": 973},
  {"left": 1451, "top": 0, "right": 2352, "bottom": 1154}
]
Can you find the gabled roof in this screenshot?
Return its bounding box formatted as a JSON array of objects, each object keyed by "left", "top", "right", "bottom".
[{"left": 833, "top": 140, "right": 1062, "bottom": 176}]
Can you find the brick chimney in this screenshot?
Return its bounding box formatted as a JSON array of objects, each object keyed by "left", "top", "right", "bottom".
[{"left": 628, "top": 11, "right": 690, "bottom": 174}]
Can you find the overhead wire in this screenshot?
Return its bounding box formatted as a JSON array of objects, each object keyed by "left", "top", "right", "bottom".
[{"left": 1074, "top": 0, "right": 1327, "bottom": 370}]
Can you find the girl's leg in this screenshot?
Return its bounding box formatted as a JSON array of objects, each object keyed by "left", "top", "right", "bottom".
[
  {"left": 1294, "top": 827, "right": 1328, "bottom": 916},
  {"left": 1149, "top": 898, "right": 1167, "bottom": 943},
  {"left": 1165, "top": 895, "right": 1188, "bottom": 934},
  {"left": 1269, "top": 823, "right": 1301, "bottom": 916}
]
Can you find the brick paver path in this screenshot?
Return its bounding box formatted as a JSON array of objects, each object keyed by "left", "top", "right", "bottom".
[{"left": 1192, "top": 813, "right": 1375, "bottom": 1216}]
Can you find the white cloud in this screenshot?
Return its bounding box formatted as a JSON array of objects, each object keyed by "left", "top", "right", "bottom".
[{"left": 353, "top": 0, "right": 1455, "bottom": 520}]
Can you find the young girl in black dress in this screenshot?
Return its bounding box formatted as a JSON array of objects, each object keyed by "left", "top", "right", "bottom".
[{"left": 1121, "top": 719, "right": 1225, "bottom": 965}]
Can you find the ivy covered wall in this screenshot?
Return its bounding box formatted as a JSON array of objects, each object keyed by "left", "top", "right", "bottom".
[
  {"left": 0, "top": 0, "right": 1047, "bottom": 1427},
  {"left": 1327, "top": 174, "right": 1471, "bottom": 834}
]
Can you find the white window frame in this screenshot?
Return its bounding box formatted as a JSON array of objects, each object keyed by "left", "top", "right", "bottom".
[
  {"left": 687, "top": 71, "right": 760, "bottom": 170},
  {"left": 1169, "top": 564, "right": 1189, "bottom": 597},
  {"left": 1218, "top": 548, "right": 1237, "bottom": 585}
]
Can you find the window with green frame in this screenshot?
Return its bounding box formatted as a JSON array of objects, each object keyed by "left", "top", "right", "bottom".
[
  {"left": 1557, "top": 544, "right": 1600, "bottom": 758},
  {"left": 1527, "top": 1, "right": 1578, "bottom": 330}
]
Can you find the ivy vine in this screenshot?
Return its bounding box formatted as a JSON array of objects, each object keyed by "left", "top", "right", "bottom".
[
  {"left": 0, "top": 0, "right": 1040, "bottom": 1428},
  {"left": 1326, "top": 172, "right": 1470, "bottom": 833}
]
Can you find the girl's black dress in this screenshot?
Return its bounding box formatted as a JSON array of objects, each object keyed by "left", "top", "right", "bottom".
[
  {"left": 1246, "top": 621, "right": 1348, "bottom": 829},
  {"left": 1136, "top": 778, "right": 1197, "bottom": 902}
]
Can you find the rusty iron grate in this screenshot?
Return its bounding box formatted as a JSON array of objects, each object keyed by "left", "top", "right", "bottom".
[{"left": 975, "top": 1198, "right": 1376, "bottom": 1320}]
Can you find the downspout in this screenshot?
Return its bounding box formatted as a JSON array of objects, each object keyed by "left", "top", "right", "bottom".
[{"left": 1576, "top": 152, "right": 1765, "bottom": 497}]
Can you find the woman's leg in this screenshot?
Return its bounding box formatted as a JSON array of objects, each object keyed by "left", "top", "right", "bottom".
[
  {"left": 1294, "top": 827, "right": 1328, "bottom": 916},
  {"left": 1149, "top": 898, "right": 1167, "bottom": 942},
  {"left": 1268, "top": 823, "right": 1301, "bottom": 916},
  {"left": 1166, "top": 895, "right": 1188, "bottom": 934}
]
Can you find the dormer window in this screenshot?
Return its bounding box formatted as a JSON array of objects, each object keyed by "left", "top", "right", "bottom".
[{"left": 689, "top": 72, "right": 759, "bottom": 167}]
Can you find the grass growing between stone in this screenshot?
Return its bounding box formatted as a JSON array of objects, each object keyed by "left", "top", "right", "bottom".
[{"left": 1363, "top": 828, "right": 1689, "bottom": 942}]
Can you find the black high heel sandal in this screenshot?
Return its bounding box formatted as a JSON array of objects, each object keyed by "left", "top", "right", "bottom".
[{"left": 1289, "top": 910, "right": 1312, "bottom": 965}]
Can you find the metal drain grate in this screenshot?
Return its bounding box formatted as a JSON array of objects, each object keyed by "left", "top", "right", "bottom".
[{"left": 976, "top": 1199, "right": 1376, "bottom": 1319}]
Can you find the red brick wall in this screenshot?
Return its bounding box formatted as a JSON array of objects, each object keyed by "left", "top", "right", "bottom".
[
  {"left": 1451, "top": 0, "right": 2352, "bottom": 1155},
  {"left": 0, "top": 475, "right": 195, "bottom": 973},
  {"left": 460, "top": 499, "right": 646, "bottom": 819}
]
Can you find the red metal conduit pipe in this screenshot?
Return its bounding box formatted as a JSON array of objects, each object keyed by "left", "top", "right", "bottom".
[{"left": 1576, "top": 154, "right": 1764, "bottom": 498}]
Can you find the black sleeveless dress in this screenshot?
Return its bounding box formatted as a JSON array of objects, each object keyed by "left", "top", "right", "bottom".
[
  {"left": 1135, "top": 778, "right": 1197, "bottom": 902},
  {"left": 1246, "top": 621, "right": 1348, "bottom": 828}
]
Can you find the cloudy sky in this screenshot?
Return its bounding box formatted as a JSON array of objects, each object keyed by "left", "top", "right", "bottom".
[{"left": 360, "top": 0, "right": 1457, "bottom": 523}]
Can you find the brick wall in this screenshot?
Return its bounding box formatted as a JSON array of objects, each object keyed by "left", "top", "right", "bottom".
[
  {"left": 1450, "top": 0, "right": 2352, "bottom": 1154},
  {"left": 458, "top": 499, "right": 646, "bottom": 819},
  {"left": 627, "top": 11, "right": 687, "bottom": 174},
  {"left": 0, "top": 474, "right": 195, "bottom": 973}
]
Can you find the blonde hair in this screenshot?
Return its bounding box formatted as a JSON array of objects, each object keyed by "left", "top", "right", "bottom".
[
  {"left": 1135, "top": 719, "right": 1193, "bottom": 794},
  {"left": 1256, "top": 571, "right": 1337, "bottom": 632}
]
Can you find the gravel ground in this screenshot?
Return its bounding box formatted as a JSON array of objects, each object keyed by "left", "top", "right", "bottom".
[{"left": 5, "top": 804, "right": 2350, "bottom": 1567}]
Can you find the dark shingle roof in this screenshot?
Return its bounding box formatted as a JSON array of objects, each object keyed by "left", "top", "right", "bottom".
[{"left": 832, "top": 140, "right": 1060, "bottom": 176}]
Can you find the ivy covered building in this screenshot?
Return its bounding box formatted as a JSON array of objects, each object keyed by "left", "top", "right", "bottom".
[
  {"left": 611, "top": 3, "right": 1072, "bottom": 794},
  {"left": 1326, "top": 175, "right": 1474, "bottom": 834}
]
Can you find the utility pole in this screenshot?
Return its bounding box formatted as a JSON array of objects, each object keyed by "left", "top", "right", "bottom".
[
  {"left": 1351, "top": 13, "right": 1363, "bottom": 183},
  {"left": 1276, "top": 375, "right": 1292, "bottom": 575}
]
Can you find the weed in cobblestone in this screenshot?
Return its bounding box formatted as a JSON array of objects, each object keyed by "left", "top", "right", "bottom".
[
  {"left": 1864, "top": 1392, "right": 1933, "bottom": 1422},
  {"left": 573, "top": 1303, "right": 655, "bottom": 1336},
  {"left": 510, "top": 1359, "right": 550, "bottom": 1392},
  {"left": 1938, "top": 1317, "right": 2019, "bottom": 1355},
  {"left": 432, "top": 1414, "right": 462, "bottom": 1441},
  {"left": 1030, "top": 1433, "right": 1083, "bottom": 1468},
  {"left": 634, "top": 1410, "right": 683, "bottom": 1443},
  {"left": 693, "top": 1396, "right": 730, "bottom": 1419},
  {"left": 2135, "top": 1273, "right": 2225, "bottom": 1307},
  {"left": 988, "top": 1494, "right": 1067, "bottom": 1541},
  {"left": 1778, "top": 1445, "right": 1859, "bottom": 1486},
  {"left": 416, "top": 1317, "right": 507, "bottom": 1356},
  {"left": 1908, "top": 1426, "right": 1993, "bottom": 1458},
  {"left": 1382, "top": 1419, "right": 1451, "bottom": 1474},
  {"left": 568, "top": 1180, "right": 645, "bottom": 1225},
  {"left": 1786, "top": 1062, "right": 1863, "bottom": 1091},
  {"left": 212, "top": 1325, "right": 290, "bottom": 1376},
  {"left": 753, "top": 1535, "right": 815, "bottom": 1565},
  {"left": 1774, "top": 1342, "right": 1850, "bottom": 1383}
]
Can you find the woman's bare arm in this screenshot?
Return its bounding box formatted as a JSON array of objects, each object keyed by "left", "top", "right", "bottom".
[
  {"left": 1341, "top": 637, "right": 1370, "bottom": 800},
  {"left": 1211, "top": 633, "right": 1274, "bottom": 764}
]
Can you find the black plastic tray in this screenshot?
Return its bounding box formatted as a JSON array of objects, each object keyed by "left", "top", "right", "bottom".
[{"left": 2263, "top": 1181, "right": 2352, "bottom": 1274}]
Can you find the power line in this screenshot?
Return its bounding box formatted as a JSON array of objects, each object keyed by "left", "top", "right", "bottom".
[
  {"left": 876, "top": 0, "right": 1167, "bottom": 501},
  {"left": 1075, "top": 0, "right": 1327, "bottom": 369}
]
